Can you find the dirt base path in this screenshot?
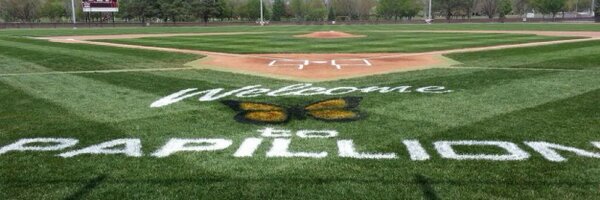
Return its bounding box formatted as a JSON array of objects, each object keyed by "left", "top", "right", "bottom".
[{"left": 40, "top": 30, "right": 600, "bottom": 82}]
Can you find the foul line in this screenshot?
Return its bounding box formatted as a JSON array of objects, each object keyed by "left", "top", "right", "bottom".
[
  {"left": 449, "top": 66, "right": 599, "bottom": 72},
  {"left": 0, "top": 67, "right": 199, "bottom": 77}
]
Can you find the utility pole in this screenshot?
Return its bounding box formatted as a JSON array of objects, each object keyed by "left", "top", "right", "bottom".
[
  {"left": 71, "top": 0, "right": 77, "bottom": 29},
  {"left": 260, "top": 0, "right": 265, "bottom": 26}
]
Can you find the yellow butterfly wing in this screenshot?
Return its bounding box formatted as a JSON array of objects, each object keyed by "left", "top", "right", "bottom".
[
  {"left": 304, "top": 97, "right": 363, "bottom": 122},
  {"left": 221, "top": 100, "right": 290, "bottom": 124},
  {"left": 307, "top": 109, "right": 362, "bottom": 121},
  {"left": 304, "top": 97, "right": 361, "bottom": 110}
]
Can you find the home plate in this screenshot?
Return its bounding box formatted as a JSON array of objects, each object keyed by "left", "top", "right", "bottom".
[{"left": 269, "top": 58, "right": 372, "bottom": 70}]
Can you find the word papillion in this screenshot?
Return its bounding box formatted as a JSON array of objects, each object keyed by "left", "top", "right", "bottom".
[{"left": 1, "top": 128, "right": 599, "bottom": 162}]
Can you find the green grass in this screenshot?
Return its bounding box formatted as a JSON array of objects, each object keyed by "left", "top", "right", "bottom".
[
  {"left": 0, "top": 24, "right": 599, "bottom": 199},
  {"left": 99, "top": 32, "right": 567, "bottom": 54},
  {"left": 2, "top": 23, "right": 600, "bottom": 37},
  {"left": 447, "top": 40, "right": 600, "bottom": 70},
  {"left": 0, "top": 36, "right": 200, "bottom": 74}
]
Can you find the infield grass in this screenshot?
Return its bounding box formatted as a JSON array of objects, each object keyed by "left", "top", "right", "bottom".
[
  {"left": 99, "top": 32, "right": 568, "bottom": 54},
  {"left": 0, "top": 25, "right": 599, "bottom": 199}
]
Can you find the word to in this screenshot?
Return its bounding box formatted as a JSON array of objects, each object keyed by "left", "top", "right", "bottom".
[
  {"left": 150, "top": 84, "right": 453, "bottom": 107},
  {"left": 1, "top": 128, "right": 599, "bottom": 162}
]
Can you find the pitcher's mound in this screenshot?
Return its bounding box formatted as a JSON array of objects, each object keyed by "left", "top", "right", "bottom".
[{"left": 295, "top": 31, "right": 365, "bottom": 39}]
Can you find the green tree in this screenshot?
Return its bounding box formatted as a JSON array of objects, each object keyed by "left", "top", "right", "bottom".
[
  {"left": 377, "top": 0, "right": 401, "bottom": 20},
  {"left": 193, "top": 0, "right": 218, "bottom": 22},
  {"left": 158, "top": 0, "right": 192, "bottom": 22},
  {"left": 40, "top": 0, "right": 66, "bottom": 22},
  {"left": 401, "top": 0, "right": 422, "bottom": 20},
  {"left": 306, "top": 0, "right": 326, "bottom": 21},
  {"left": 244, "top": 0, "right": 270, "bottom": 21},
  {"left": 327, "top": 5, "right": 336, "bottom": 21},
  {"left": 290, "top": 0, "right": 305, "bottom": 20},
  {"left": 271, "top": 0, "right": 285, "bottom": 21},
  {"left": 377, "top": 0, "right": 420, "bottom": 20},
  {"left": 216, "top": 0, "right": 232, "bottom": 21},
  {"left": 498, "top": 0, "right": 512, "bottom": 21},
  {"left": 122, "top": 0, "right": 159, "bottom": 23},
  {"left": 533, "top": 0, "right": 566, "bottom": 20}
]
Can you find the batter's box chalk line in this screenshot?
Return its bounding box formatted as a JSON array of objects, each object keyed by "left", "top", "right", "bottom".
[{"left": 269, "top": 59, "right": 372, "bottom": 70}]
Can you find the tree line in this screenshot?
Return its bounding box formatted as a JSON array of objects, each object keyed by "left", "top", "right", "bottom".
[{"left": 0, "top": 0, "right": 597, "bottom": 23}]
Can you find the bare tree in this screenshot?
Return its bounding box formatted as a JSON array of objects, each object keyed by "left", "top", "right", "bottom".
[
  {"left": 438, "top": 0, "right": 471, "bottom": 19},
  {"left": 356, "top": 0, "right": 376, "bottom": 20},
  {"left": 482, "top": 0, "right": 498, "bottom": 18},
  {"left": 514, "top": 0, "right": 529, "bottom": 17},
  {"left": 0, "top": 0, "right": 42, "bottom": 22},
  {"left": 332, "top": 0, "right": 357, "bottom": 20}
]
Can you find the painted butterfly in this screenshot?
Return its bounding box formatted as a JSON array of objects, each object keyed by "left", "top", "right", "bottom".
[{"left": 220, "top": 97, "right": 364, "bottom": 125}]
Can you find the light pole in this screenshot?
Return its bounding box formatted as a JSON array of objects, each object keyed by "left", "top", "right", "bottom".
[
  {"left": 71, "top": 0, "right": 77, "bottom": 29},
  {"left": 592, "top": 0, "right": 596, "bottom": 16},
  {"left": 260, "top": 0, "right": 265, "bottom": 26},
  {"left": 426, "top": 0, "right": 433, "bottom": 23}
]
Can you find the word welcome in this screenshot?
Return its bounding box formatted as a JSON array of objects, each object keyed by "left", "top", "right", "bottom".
[
  {"left": 1, "top": 128, "right": 600, "bottom": 162},
  {"left": 150, "top": 84, "right": 453, "bottom": 108}
]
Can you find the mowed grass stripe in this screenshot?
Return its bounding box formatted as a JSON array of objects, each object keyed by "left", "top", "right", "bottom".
[
  {"left": 367, "top": 70, "right": 599, "bottom": 129},
  {"left": 0, "top": 72, "right": 205, "bottom": 123},
  {"left": 0, "top": 43, "right": 112, "bottom": 72},
  {"left": 405, "top": 90, "right": 600, "bottom": 199},
  {"left": 447, "top": 40, "right": 600, "bottom": 70},
  {"left": 0, "top": 54, "right": 55, "bottom": 74},
  {"left": 8, "top": 37, "right": 198, "bottom": 61},
  {"left": 0, "top": 82, "right": 241, "bottom": 200},
  {"left": 0, "top": 37, "right": 199, "bottom": 73},
  {"left": 0, "top": 83, "right": 229, "bottom": 200}
]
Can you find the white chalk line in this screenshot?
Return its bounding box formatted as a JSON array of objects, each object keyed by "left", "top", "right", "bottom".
[
  {"left": 269, "top": 58, "right": 371, "bottom": 70},
  {"left": 0, "top": 67, "right": 200, "bottom": 77},
  {"left": 449, "top": 66, "right": 599, "bottom": 72}
]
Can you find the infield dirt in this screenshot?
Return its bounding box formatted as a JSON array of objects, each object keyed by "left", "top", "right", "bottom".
[{"left": 40, "top": 30, "right": 600, "bottom": 81}]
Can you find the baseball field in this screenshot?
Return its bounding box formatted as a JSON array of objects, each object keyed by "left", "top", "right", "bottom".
[{"left": 0, "top": 23, "right": 599, "bottom": 199}]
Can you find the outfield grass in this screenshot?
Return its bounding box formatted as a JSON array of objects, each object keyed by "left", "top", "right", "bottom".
[
  {"left": 2, "top": 23, "right": 600, "bottom": 37},
  {"left": 0, "top": 25, "right": 599, "bottom": 199},
  {"left": 100, "top": 32, "right": 567, "bottom": 54},
  {"left": 447, "top": 40, "right": 600, "bottom": 70}
]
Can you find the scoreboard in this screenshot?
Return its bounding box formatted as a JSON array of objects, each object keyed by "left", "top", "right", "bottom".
[{"left": 82, "top": 0, "right": 119, "bottom": 12}]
